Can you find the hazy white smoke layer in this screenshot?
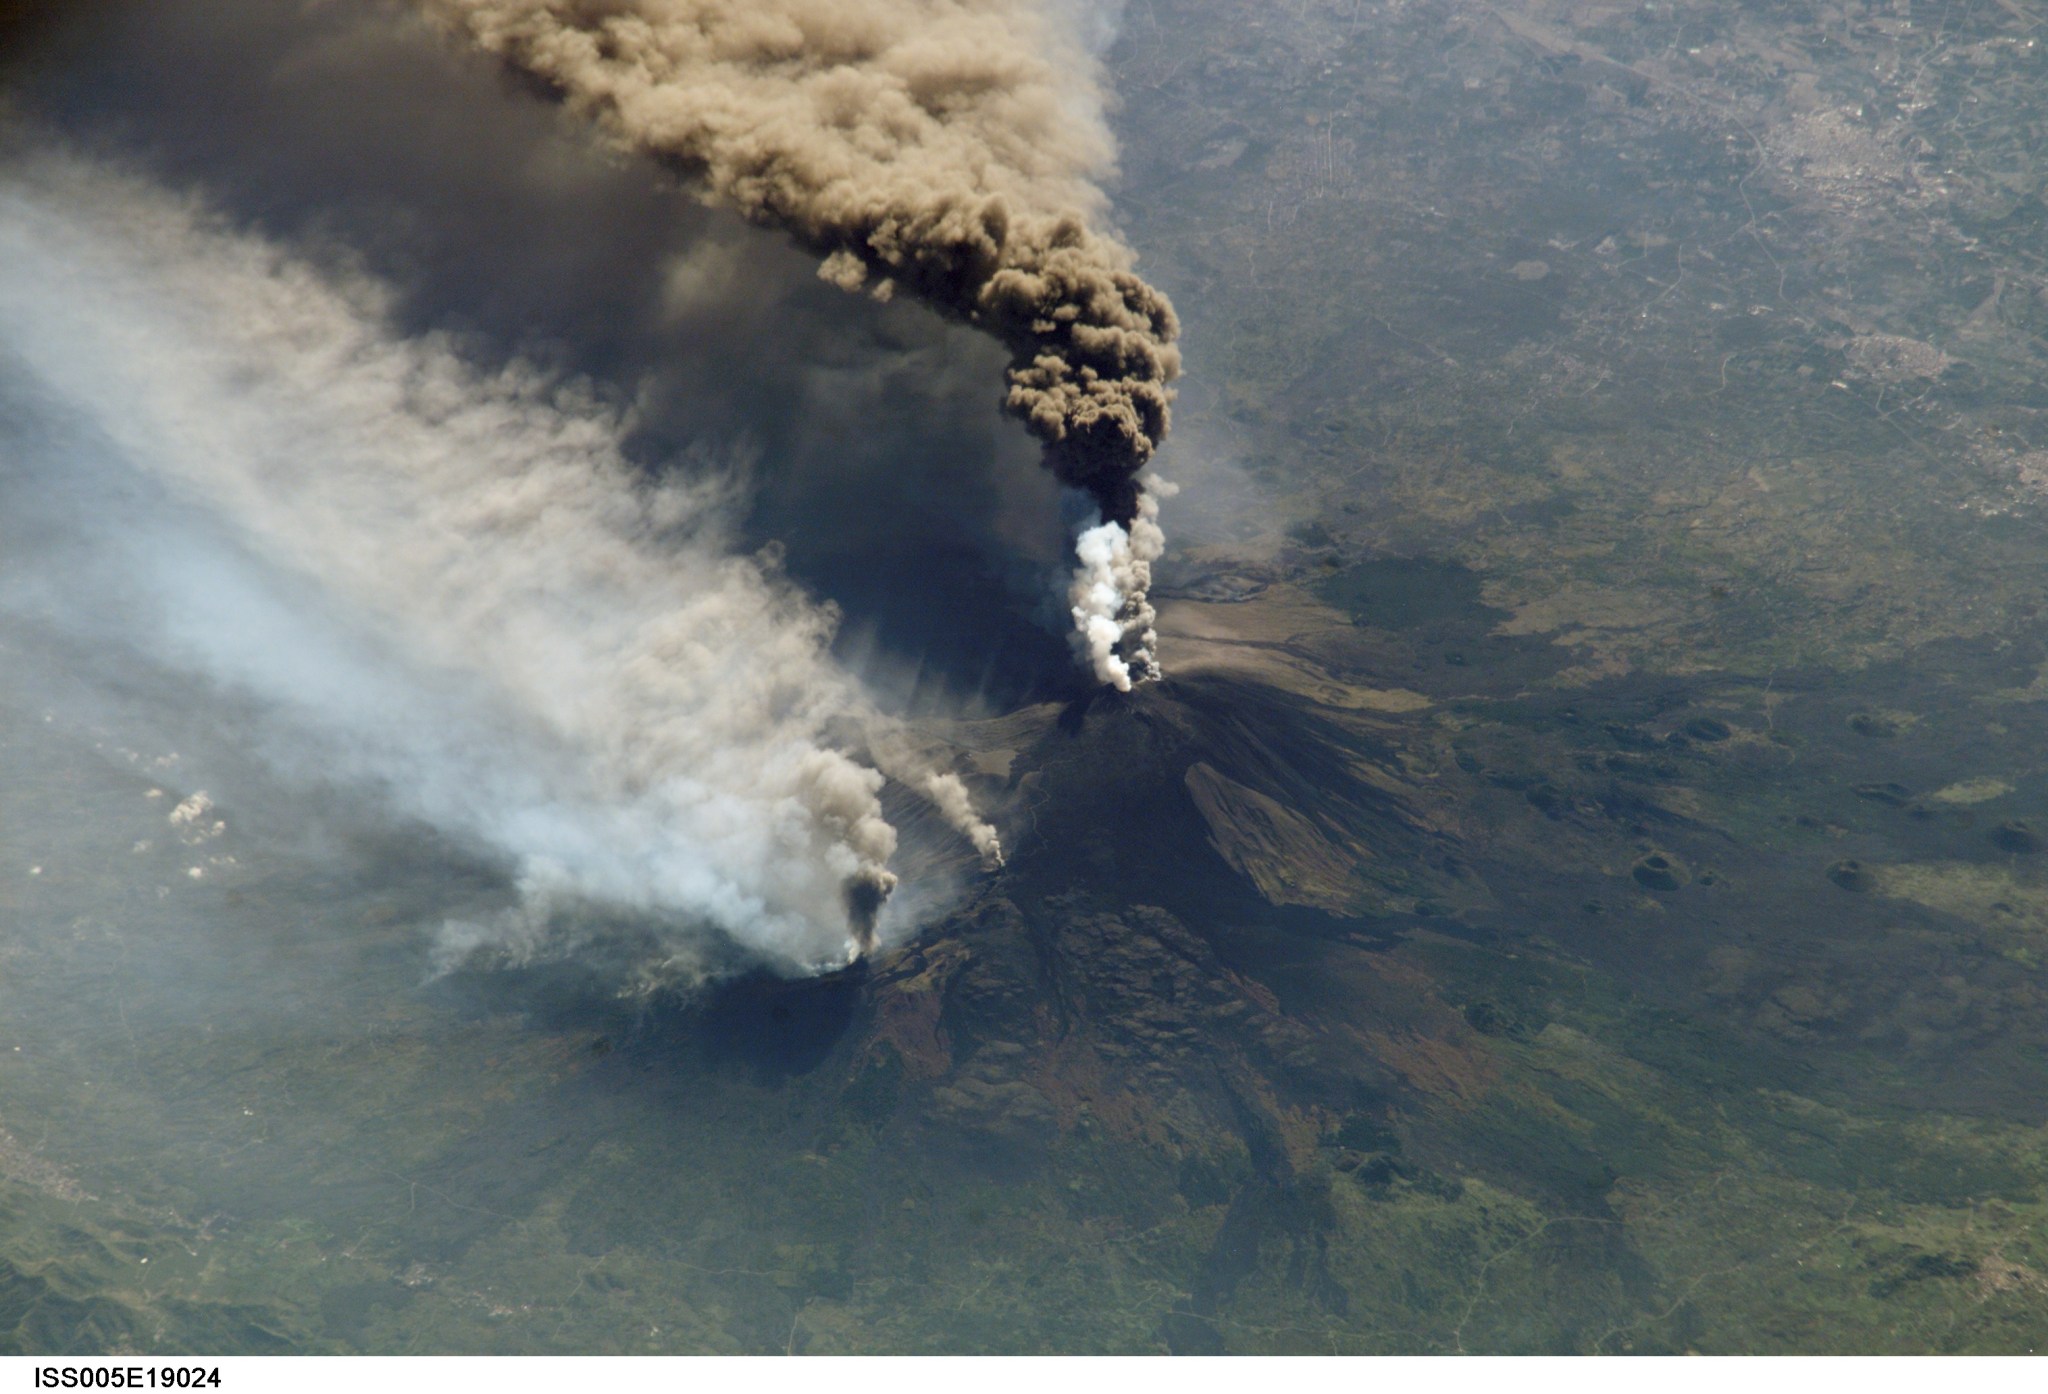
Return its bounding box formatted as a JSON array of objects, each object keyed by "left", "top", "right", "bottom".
[
  {"left": 1043, "top": 0, "right": 1128, "bottom": 57},
  {"left": 0, "top": 150, "right": 994, "bottom": 973},
  {"left": 419, "top": 0, "right": 1181, "bottom": 687}
]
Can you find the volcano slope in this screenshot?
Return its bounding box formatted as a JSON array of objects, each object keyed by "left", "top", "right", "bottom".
[
  {"left": 635, "top": 580, "right": 2048, "bottom": 1356},
  {"left": 426, "top": 576, "right": 2046, "bottom": 1356}
]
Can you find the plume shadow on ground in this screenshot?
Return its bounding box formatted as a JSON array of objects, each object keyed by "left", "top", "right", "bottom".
[{"left": 5, "top": 0, "right": 1087, "bottom": 712}]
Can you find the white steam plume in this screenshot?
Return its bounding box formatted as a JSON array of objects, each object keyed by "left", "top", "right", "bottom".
[
  {"left": 1068, "top": 477, "right": 1173, "bottom": 692},
  {"left": 0, "top": 149, "right": 996, "bottom": 973}
]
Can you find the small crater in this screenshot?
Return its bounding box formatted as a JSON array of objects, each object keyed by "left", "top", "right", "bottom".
[
  {"left": 1827, "top": 860, "right": 1875, "bottom": 892},
  {"left": 1991, "top": 820, "right": 2041, "bottom": 854},
  {"left": 1632, "top": 851, "right": 1688, "bottom": 891}
]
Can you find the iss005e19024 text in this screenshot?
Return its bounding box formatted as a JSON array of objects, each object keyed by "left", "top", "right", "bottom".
[{"left": 33, "top": 1369, "right": 220, "bottom": 1389}]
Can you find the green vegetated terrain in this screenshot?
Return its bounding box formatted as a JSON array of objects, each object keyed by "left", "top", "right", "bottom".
[{"left": 5, "top": 0, "right": 2048, "bottom": 1354}]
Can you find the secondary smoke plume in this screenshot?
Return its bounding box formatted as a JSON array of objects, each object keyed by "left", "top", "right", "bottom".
[
  {"left": 0, "top": 148, "right": 995, "bottom": 973},
  {"left": 920, "top": 773, "right": 1004, "bottom": 867},
  {"left": 420, "top": 0, "right": 1182, "bottom": 685}
]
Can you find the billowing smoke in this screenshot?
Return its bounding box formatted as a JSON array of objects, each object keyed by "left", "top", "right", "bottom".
[
  {"left": 419, "top": 0, "right": 1182, "bottom": 685},
  {"left": 0, "top": 147, "right": 996, "bottom": 974}
]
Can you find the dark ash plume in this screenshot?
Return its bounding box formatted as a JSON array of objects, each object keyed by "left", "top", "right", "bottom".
[{"left": 421, "top": 0, "right": 1182, "bottom": 687}]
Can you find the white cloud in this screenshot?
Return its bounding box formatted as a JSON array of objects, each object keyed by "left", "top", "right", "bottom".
[{"left": 0, "top": 149, "right": 993, "bottom": 975}]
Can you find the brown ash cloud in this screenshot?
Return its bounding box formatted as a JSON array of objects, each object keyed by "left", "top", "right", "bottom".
[{"left": 423, "top": 0, "right": 1182, "bottom": 680}]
